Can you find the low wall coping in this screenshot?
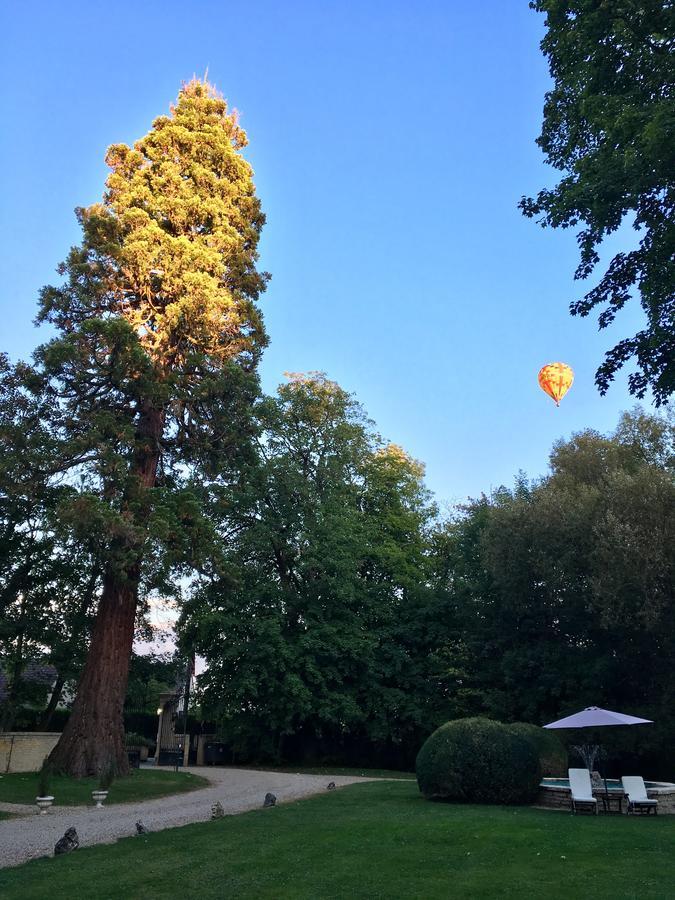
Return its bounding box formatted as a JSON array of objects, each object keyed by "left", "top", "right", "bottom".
[{"left": 1, "top": 732, "right": 62, "bottom": 737}]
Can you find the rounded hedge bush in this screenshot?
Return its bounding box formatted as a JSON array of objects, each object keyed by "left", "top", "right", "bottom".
[
  {"left": 416, "top": 717, "right": 541, "bottom": 804},
  {"left": 507, "top": 722, "right": 567, "bottom": 777}
]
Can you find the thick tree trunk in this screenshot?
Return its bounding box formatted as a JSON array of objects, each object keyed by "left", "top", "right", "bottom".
[
  {"left": 47, "top": 570, "right": 138, "bottom": 776},
  {"left": 48, "top": 406, "right": 163, "bottom": 777}
]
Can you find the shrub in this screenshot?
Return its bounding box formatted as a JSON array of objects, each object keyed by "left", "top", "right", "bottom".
[
  {"left": 416, "top": 717, "right": 541, "bottom": 805},
  {"left": 125, "top": 732, "right": 153, "bottom": 748},
  {"left": 507, "top": 722, "right": 567, "bottom": 777}
]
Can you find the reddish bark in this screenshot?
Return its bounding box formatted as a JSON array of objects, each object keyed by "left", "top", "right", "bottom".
[
  {"left": 47, "top": 570, "right": 139, "bottom": 776},
  {"left": 48, "top": 406, "right": 163, "bottom": 777}
]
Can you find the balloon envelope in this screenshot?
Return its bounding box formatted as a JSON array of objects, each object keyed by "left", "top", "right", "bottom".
[{"left": 538, "top": 362, "right": 574, "bottom": 405}]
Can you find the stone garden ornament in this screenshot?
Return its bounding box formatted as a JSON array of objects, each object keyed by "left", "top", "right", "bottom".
[{"left": 54, "top": 827, "right": 79, "bottom": 855}]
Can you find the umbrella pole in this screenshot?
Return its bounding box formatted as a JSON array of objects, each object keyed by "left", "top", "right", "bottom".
[
  {"left": 600, "top": 747, "right": 609, "bottom": 798},
  {"left": 596, "top": 743, "right": 612, "bottom": 811}
]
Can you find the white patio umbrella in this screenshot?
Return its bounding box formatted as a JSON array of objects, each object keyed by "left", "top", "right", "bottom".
[
  {"left": 543, "top": 706, "right": 653, "bottom": 730},
  {"left": 543, "top": 706, "right": 653, "bottom": 795}
]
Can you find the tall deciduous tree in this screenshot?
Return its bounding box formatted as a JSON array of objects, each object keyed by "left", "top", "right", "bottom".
[
  {"left": 520, "top": 1, "right": 675, "bottom": 403},
  {"left": 9, "top": 80, "right": 268, "bottom": 775},
  {"left": 181, "top": 375, "right": 441, "bottom": 765}
]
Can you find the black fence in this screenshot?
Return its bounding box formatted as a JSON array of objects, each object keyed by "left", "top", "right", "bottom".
[{"left": 12, "top": 707, "right": 215, "bottom": 746}]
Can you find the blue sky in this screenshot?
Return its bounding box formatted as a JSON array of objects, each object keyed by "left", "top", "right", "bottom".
[{"left": 0, "top": 1, "right": 648, "bottom": 504}]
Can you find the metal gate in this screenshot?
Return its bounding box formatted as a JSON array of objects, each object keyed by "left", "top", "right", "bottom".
[{"left": 156, "top": 657, "right": 194, "bottom": 767}]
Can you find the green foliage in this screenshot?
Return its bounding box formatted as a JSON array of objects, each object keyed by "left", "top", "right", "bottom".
[
  {"left": 181, "top": 373, "right": 446, "bottom": 763},
  {"left": 0, "top": 78, "right": 270, "bottom": 773},
  {"left": 415, "top": 717, "right": 541, "bottom": 805},
  {"left": 25, "top": 80, "right": 268, "bottom": 586},
  {"left": 521, "top": 2, "right": 675, "bottom": 403},
  {"left": 182, "top": 396, "right": 673, "bottom": 774},
  {"left": 431, "top": 406, "right": 675, "bottom": 777},
  {"left": 0, "top": 357, "right": 101, "bottom": 731},
  {"left": 508, "top": 723, "right": 567, "bottom": 777},
  {"left": 124, "top": 653, "right": 181, "bottom": 714}
]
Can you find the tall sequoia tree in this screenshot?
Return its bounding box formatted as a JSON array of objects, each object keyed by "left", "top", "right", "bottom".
[
  {"left": 520, "top": 1, "right": 674, "bottom": 404},
  {"left": 12, "top": 79, "right": 269, "bottom": 775}
]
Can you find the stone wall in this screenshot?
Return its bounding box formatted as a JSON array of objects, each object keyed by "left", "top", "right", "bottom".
[
  {"left": 646, "top": 789, "right": 675, "bottom": 815},
  {"left": 0, "top": 733, "right": 60, "bottom": 773},
  {"left": 536, "top": 784, "right": 675, "bottom": 814}
]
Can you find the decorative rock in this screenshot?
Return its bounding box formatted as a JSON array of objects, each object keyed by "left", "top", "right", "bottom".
[
  {"left": 327, "top": 782, "right": 336, "bottom": 791},
  {"left": 54, "top": 827, "right": 79, "bottom": 856},
  {"left": 211, "top": 801, "right": 224, "bottom": 819},
  {"left": 135, "top": 820, "right": 149, "bottom": 835},
  {"left": 263, "top": 792, "right": 276, "bottom": 808}
]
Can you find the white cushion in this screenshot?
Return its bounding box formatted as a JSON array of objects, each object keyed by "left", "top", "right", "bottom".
[
  {"left": 621, "top": 776, "right": 653, "bottom": 803},
  {"left": 569, "top": 768, "right": 596, "bottom": 801}
]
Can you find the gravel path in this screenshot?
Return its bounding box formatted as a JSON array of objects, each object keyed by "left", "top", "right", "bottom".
[{"left": 0, "top": 766, "right": 374, "bottom": 869}]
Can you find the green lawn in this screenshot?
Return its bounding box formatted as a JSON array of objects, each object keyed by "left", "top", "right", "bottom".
[
  {"left": 1, "top": 781, "right": 673, "bottom": 899},
  {"left": 0, "top": 769, "right": 209, "bottom": 806}
]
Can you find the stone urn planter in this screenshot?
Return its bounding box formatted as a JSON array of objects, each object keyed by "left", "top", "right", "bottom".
[
  {"left": 36, "top": 795, "right": 54, "bottom": 815},
  {"left": 91, "top": 790, "right": 109, "bottom": 809}
]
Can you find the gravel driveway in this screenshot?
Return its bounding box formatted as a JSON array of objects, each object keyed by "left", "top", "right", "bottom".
[{"left": 0, "top": 766, "right": 374, "bottom": 869}]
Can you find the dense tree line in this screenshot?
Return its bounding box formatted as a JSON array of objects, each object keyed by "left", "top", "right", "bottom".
[
  {"left": 179, "top": 383, "right": 674, "bottom": 774},
  {"left": 2, "top": 356, "right": 673, "bottom": 772},
  {"left": 180, "top": 374, "right": 453, "bottom": 765},
  {"left": 434, "top": 407, "right": 674, "bottom": 775}
]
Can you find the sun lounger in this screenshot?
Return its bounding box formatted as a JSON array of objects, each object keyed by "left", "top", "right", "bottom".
[
  {"left": 568, "top": 768, "right": 598, "bottom": 814},
  {"left": 621, "top": 776, "right": 658, "bottom": 815}
]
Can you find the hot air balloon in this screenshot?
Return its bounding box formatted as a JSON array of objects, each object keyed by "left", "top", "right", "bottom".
[{"left": 538, "top": 362, "right": 574, "bottom": 406}]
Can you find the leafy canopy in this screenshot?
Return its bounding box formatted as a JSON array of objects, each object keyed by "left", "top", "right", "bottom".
[
  {"left": 181, "top": 374, "right": 442, "bottom": 763},
  {"left": 521, "top": 1, "right": 675, "bottom": 403},
  {"left": 21, "top": 79, "right": 269, "bottom": 589},
  {"left": 39, "top": 78, "right": 268, "bottom": 371}
]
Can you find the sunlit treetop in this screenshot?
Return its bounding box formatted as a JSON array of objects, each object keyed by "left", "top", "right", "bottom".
[{"left": 38, "top": 78, "right": 268, "bottom": 372}]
